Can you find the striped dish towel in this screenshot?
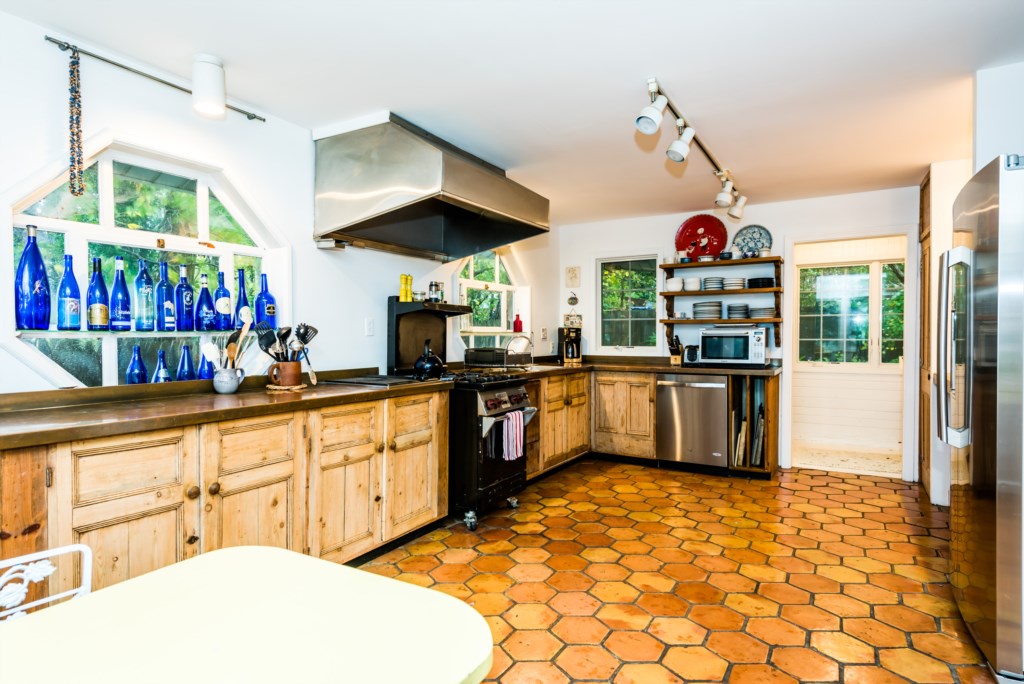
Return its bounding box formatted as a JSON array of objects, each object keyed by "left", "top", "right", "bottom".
[{"left": 503, "top": 410, "right": 524, "bottom": 461}]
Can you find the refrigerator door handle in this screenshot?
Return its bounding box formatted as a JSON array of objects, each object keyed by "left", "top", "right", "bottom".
[{"left": 937, "top": 246, "right": 973, "bottom": 448}]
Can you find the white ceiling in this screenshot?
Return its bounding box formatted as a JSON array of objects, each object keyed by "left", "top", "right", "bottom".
[{"left": 3, "top": 0, "right": 1024, "bottom": 224}]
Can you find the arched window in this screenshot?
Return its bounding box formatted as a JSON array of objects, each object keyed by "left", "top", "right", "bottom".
[
  {"left": 7, "top": 143, "right": 285, "bottom": 388},
  {"left": 458, "top": 250, "right": 528, "bottom": 349}
]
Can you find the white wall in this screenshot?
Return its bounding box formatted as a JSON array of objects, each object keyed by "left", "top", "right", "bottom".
[
  {"left": 974, "top": 60, "right": 1024, "bottom": 171},
  {"left": 557, "top": 187, "right": 920, "bottom": 474}
]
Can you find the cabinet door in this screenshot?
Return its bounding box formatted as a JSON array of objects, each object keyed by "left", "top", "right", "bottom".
[
  {"left": 592, "top": 373, "right": 654, "bottom": 458},
  {"left": 200, "top": 413, "right": 306, "bottom": 553},
  {"left": 525, "top": 380, "right": 543, "bottom": 478},
  {"left": 541, "top": 377, "right": 569, "bottom": 469},
  {"left": 308, "top": 401, "right": 385, "bottom": 563},
  {"left": 51, "top": 428, "right": 200, "bottom": 591},
  {"left": 567, "top": 393, "right": 590, "bottom": 455},
  {"left": 384, "top": 393, "right": 441, "bottom": 540}
]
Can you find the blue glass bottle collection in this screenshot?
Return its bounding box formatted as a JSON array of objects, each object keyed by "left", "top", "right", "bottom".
[
  {"left": 213, "top": 271, "right": 233, "bottom": 330},
  {"left": 56, "top": 255, "right": 81, "bottom": 331},
  {"left": 134, "top": 260, "right": 155, "bottom": 332},
  {"left": 196, "top": 274, "right": 216, "bottom": 331},
  {"left": 174, "top": 265, "right": 194, "bottom": 332},
  {"left": 14, "top": 225, "right": 51, "bottom": 330},
  {"left": 234, "top": 268, "right": 250, "bottom": 329},
  {"left": 155, "top": 261, "right": 175, "bottom": 332},
  {"left": 176, "top": 344, "right": 196, "bottom": 381},
  {"left": 152, "top": 349, "right": 172, "bottom": 383},
  {"left": 255, "top": 273, "right": 277, "bottom": 327},
  {"left": 198, "top": 353, "right": 215, "bottom": 380},
  {"left": 125, "top": 345, "right": 148, "bottom": 384},
  {"left": 109, "top": 257, "right": 132, "bottom": 332},
  {"left": 86, "top": 257, "right": 109, "bottom": 331}
]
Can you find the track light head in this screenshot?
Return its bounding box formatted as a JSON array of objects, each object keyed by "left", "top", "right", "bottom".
[
  {"left": 715, "top": 180, "right": 735, "bottom": 208},
  {"left": 666, "top": 120, "right": 696, "bottom": 163},
  {"left": 635, "top": 94, "right": 668, "bottom": 135},
  {"left": 727, "top": 195, "right": 748, "bottom": 220}
]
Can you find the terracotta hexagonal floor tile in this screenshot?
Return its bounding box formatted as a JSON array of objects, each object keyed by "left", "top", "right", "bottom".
[
  {"left": 878, "top": 648, "right": 954, "bottom": 683},
  {"left": 620, "top": 553, "right": 664, "bottom": 571},
  {"left": 547, "top": 571, "right": 595, "bottom": 592},
  {"left": 810, "top": 631, "right": 875, "bottom": 663},
  {"left": 843, "top": 665, "right": 913, "bottom": 683},
  {"left": 554, "top": 645, "right": 619, "bottom": 680},
  {"left": 789, "top": 573, "right": 841, "bottom": 594},
  {"left": 771, "top": 646, "right": 839, "bottom": 681},
  {"left": 468, "top": 592, "right": 514, "bottom": 616},
  {"left": 466, "top": 572, "right": 514, "bottom": 594},
  {"left": 433, "top": 583, "right": 472, "bottom": 600},
  {"left": 649, "top": 617, "right": 708, "bottom": 645},
  {"left": 689, "top": 605, "right": 746, "bottom": 631},
  {"left": 779, "top": 604, "right": 841, "bottom": 631},
  {"left": 626, "top": 571, "right": 676, "bottom": 593},
  {"left": 875, "top": 605, "right": 937, "bottom": 632},
  {"left": 706, "top": 631, "right": 769, "bottom": 663},
  {"left": 911, "top": 633, "right": 985, "bottom": 664},
  {"left": 725, "top": 593, "right": 781, "bottom": 617},
  {"left": 551, "top": 616, "right": 609, "bottom": 644},
  {"left": 728, "top": 664, "right": 799, "bottom": 684},
  {"left": 486, "top": 645, "right": 512, "bottom": 680},
  {"left": 589, "top": 580, "right": 641, "bottom": 603},
  {"left": 844, "top": 582, "right": 899, "bottom": 605},
  {"left": 549, "top": 591, "right": 601, "bottom": 616},
  {"left": 613, "top": 663, "right": 684, "bottom": 684},
  {"left": 504, "top": 603, "right": 560, "bottom": 630},
  {"left": 584, "top": 562, "right": 631, "bottom": 581},
  {"left": 758, "top": 582, "right": 811, "bottom": 605},
  {"left": 545, "top": 554, "right": 589, "bottom": 572},
  {"left": 674, "top": 581, "right": 726, "bottom": 604},
  {"left": 396, "top": 555, "right": 440, "bottom": 573},
  {"left": 499, "top": 661, "right": 569, "bottom": 684},
  {"left": 814, "top": 593, "right": 871, "bottom": 618},
  {"left": 506, "top": 563, "right": 554, "bottom": 583},
  {"left": 738, "top": 563, "right": 788, "bottom": 583},
  {"left": 606, "top": 630, "right": 665, "bottom": 662},
  {"left": 506, "top": 582, "right": 557, "bottom": 604},
  {"left": 471, "top": 555, "right": 515, "bottom": 573},
  {"left": 955, "top": 665, "right": 999, "bottom": 684},
  {"left": 636, "top": 592, "right": 690, "bottom": 617},
  {"left": 903, "top": 593, "right": 960, "bottom": 618},
  {"left": 429, "top": 562, "right": 475, "bottom": 584},
  {"left": 502, "top": 630, "right": 564, "bottom": 662},
  {"left": 596, "top": 603, "right": 654, "bottom": 630},
  {"left": 746, "top": 617, "right": 807, "bottom": 646},
  {"left": 394, "top": 572, "right": 434, "bottom": 587},
  {"left": 662, "top": 646, "right": 729, "bottom": 681},
  {"left": 844, "top": 617, "right": 909, "bottom": 647}
]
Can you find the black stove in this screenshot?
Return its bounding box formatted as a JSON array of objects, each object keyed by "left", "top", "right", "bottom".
[{"left": 450, "top": 371, "right": 524, "bottom": 390}]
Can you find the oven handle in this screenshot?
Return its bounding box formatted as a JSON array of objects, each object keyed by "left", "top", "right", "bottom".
[{"left": 482, "top": 407, "right": 538, "bottom": 438}]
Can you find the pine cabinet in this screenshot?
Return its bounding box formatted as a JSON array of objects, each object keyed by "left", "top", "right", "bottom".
[
  {"left": 385, "top": 392, "right": 447, "bottom": 539},
  {"left": 592, "top": 372, "right": 656, "bottom": 458},
  {"left": 540, "top": 372, "right": 589, "bottom": 472}
]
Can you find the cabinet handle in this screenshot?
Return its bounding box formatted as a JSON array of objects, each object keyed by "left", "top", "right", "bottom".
[
  {"left": 376, "top": 442, "right": 385, "bottom": 453},
  {"left": 208, "top": 482, "right": 221, "bottom": 496},
  {"left": 186, "top": 485, "right": 200, "bottom": 500},
  {"left": 374, "top": 495, "right": 382, "bottom": 503},
  {"left": 389, "top": 440, "right": 397, "bottom": 451}
]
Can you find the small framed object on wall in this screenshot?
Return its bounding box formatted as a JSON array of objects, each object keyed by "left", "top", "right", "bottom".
[{"left": 563, "top": 313, "right": 582, "bottom": 327}]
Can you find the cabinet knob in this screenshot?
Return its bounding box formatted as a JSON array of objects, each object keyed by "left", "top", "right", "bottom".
[
  {"left": 374, "top": 495, "right": 382, "bottom": 503},
  {"left": 564, "top": 398, "right": 571, "bottom": 406},
  {"left": 186, "top": 535, "right": 199, "bottom": 545},
  {"left": 376, "top": 442, "right": 385, "bottom": 453},
  {"left": 186, "top": 485, "right": 201, "bottom": 500},
  {"left": 389, "top": 440, "right": 397, "bottom": 451},
  {"left": 208, "top": 482, "right": 221, "bottom": 496}
]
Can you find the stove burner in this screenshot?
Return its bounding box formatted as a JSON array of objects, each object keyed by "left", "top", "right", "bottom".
[{"left": 454, "top": 372, "right": 519, "bottom": 385}]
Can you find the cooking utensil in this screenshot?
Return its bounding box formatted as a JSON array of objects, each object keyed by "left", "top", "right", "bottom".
[
  {"left": 295, "top": 323, "right": 318, "bottom": 346},
  {"left": 302, "top": 349, "right": 318, "bottom": 386},
  {"left": 226, "top": 342, "right": 239, "bottom": 368},
  {"left": 200, "top": 342, "right": 222, "bottom": 370},
  {"left": 255, "top": 322, "right": 278, "bottom": 359},
  {"left": 288, "top": 339, "right": 304, "bottom": 362}
]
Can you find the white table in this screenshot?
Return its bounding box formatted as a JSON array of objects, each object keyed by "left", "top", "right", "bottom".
[{"left": 0, "top": 546, "right": 492, "bottom": 684}]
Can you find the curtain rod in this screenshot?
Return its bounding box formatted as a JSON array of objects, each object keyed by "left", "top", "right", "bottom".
[{"left": 45, "top": 35, "right": 266, "bottom": 123}]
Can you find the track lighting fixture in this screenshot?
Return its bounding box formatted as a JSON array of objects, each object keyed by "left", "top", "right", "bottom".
[
  {"left": 192, "top": 53, "right": 226, "bottom": 119},
  {"left": 633, "top": 77, "right": 749, "bottom": 217},
  {"left": 666, "top": 119, "right": 696, "bottom": 163}
]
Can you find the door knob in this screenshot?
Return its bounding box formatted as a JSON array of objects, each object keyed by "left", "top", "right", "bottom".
[
  {"left": 186, "top": 535, "right": 199, "bottom": 545},
  {"left": 208, "top": 482, "right": 221, "bottom": 496},
  {"left": 374, "top": 495, "right": 382, "bottom": 503},
  {"left": 376, "top": 442, "right": 385, "bottom": 453},
  {"left": 389, "top": 440, "right": 397, "bottom": 451},
  {"left": 564, "top": 398, "right": 571, "bottom": 406},
  {"left": 186, "top": 485, "right": 200, "bottom": 500}
]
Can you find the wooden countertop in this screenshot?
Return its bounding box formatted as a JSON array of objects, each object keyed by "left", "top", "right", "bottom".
[
  {"left": 519, "top": 363, "right": 782, "bottom": 377},
  {"left": 0, "top": 379, "right": 453, "bottom": 451}
]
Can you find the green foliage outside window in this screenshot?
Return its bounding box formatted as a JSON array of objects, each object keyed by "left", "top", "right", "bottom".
[
  {"left": 600, "top": 259, "right": 656, "bottom": 347},
  {"left": 798, "top": 265, "right": 869, "bottom": 363},
  {"left": 23, "top": 164, "right": 99, "bottom": 223},
  {"left": 881, "top": 262, "right": 905, "bottom": 363},
  {"left": 210, "top": 192, "right": 256, "bottom": 247},
  {"left": 113, "top": 162, "right": 198, "bottom": 238}
]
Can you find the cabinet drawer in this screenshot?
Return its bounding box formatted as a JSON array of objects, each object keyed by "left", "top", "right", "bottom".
[
  {"left": 206, "top": 414, "right": 298, "bottom": 474},
  {"left": 567, "top": 373, "right": 588, "bottom": 398},
  {"left": 545, "top": 375, "right": 566, "bottom": 403}
]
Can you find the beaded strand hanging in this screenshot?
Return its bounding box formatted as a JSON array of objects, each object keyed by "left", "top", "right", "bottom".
[{"left": 68, "top": 48, "right": 84, "bottom": 197}]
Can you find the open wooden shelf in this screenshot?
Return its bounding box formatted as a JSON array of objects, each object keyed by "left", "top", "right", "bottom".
[
  {"left": 659, "top": 287, "right": 782, "bottom": 297},
  {"left": 659, "top": 318, "right": 782, "bottom": 326},
  {"left": 659, "top": 256, "right": 782, "bottom": 271}
]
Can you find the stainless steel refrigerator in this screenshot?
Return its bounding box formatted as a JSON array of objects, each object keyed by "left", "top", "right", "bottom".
[{"left": 940, "top": 154, "right": 1024, "bottom": 682}]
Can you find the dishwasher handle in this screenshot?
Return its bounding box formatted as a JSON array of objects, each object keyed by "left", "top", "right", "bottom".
[{"left": 657, "top": 380, "right": 726, "bottom": 389}]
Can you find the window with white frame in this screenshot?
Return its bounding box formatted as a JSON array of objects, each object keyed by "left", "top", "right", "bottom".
[
  {"left": 458, "top": 250, "right": 523, "bottom": 349},
  {"left": 9, "top": 147, "right": 282, "bottom": 387},
  {"left": 598, "top": 257, "right": 657, "bottom": 348}
]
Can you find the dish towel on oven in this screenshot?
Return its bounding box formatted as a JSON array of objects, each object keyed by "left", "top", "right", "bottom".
[{"left": 503, "top": 410, "right": 524, "bottom": 461}]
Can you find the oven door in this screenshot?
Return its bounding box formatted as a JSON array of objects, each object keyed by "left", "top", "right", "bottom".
[{"left": 468, "top": 408, "right": 537, "bottom": 512}]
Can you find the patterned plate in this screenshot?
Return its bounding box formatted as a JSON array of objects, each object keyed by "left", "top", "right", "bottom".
[
  {"left": 731, "top": 224, "right": 773, "bottom": 255},
  {"left": 675, "top": 214, "right": 728, "bottom": 259}
]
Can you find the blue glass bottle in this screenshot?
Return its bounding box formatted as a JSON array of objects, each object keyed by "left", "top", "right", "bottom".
[
  {"left": 155, "top": 262, "right": 175, "bottom": 332},
  {"left": 213, "top": 272, "right": 232, "bottom": 331},
  {"left": 176, "top": 344, "right": 196, "bottom": 381},
  {"left": 86, "top": 257, "right": 109, "bottom": 331},
  {"left": 196, "top": 274, "right": 216, "bottom": 331},
  {"left": 109, "top": 257, "right": 132, "bottom": 332},
  {"left": 198, "top": 353, "right": 215, "bottom": 380},
  {"left": 153, "top": 349, "right": 172, "bottom": 383},
  {"left": 56, "top": 254, "right": 81, "bottom": 331},
  {"left": 174, "top": 265, "right": 195, "bottom": 332},
  {"left": 234, "top": 268, "right": 251, "bottom": 329},
  {"left": 134, "top": 260, "right": 155, "bottom": 332},
  {"left": 125, "top": 345, "right": 148, "bottom": 384},
  {"left": 255, "top": 273, "right": 277, "bottom": 327},
  {"left": 14, "top": 225, "right": 51, "bottom": 330}
]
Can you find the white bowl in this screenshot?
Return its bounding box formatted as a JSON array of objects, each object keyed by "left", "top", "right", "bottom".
[
  {"left": 683, "top": 278, "right": 701, "bottom": 291},
  {"left": 666, "top": 277, "right": 683, "bottom": 291}
]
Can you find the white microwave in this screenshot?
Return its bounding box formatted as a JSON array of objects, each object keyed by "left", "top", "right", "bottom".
[{"left": 698, "top": 327, "right": 767, "bottom": 366}]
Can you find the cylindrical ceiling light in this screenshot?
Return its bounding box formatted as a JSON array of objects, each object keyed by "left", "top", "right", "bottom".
[
  {"left": 715, "top": 180, "right": 735, "bottom": 207},
  {"left": 666, "top": 119, "right": 696, "bottom": 162},
  {"left": 192, "top": 53, "right": 226, "bottom": 119},
  {"left": 635, "top": 95, "right": 668, "bottom": 135},
  {"left": 727, "top": 195, "right": 747, "bottom": 220}
]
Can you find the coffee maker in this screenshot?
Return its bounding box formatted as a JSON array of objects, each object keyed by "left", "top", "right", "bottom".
[{"left": 557, "top": 327, "right": 582, "bottom": 365}]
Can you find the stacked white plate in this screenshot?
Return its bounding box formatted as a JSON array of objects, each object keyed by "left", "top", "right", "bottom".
[
  {"left": 693, "top": 301, "right": 723, "bottom": 319},
  {"left": 750, "top": 307, "right": 778, "bottom": 319},
  {"left": 702, "top": 277, "right": 724, "bottom": 291},
  {"left": 727, "top": 304, "right": 750, "bottom": 319},
  {"left": 723, "top": 277, "right": 746, "bottom": 290}
]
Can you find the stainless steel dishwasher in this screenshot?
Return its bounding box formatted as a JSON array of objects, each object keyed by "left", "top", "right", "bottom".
[{"left": 656, "top": 373, "right": 728, "bottom": 466}]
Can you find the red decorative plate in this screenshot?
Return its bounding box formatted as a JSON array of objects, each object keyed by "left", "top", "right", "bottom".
[{"left": 675, "top": 214, "right": 728, "bottom": 259}]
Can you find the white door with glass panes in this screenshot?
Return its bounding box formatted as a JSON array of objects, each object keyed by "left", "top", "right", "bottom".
[{"left": 6, "top": 143, "right": 287, "bottom": 388}]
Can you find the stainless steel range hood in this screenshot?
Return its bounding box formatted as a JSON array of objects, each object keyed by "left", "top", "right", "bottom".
[{"left": 314, "top": 114, "right": 549, "bottom": 262}]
